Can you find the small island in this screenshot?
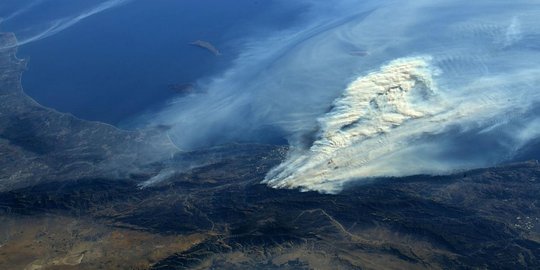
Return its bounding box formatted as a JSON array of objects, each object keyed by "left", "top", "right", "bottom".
[
  {"left": 189, "top": 40, "right": 222, "bottom": 56},
  {"left": 167, "top": 83, "right": 195, "bottom": 95}
]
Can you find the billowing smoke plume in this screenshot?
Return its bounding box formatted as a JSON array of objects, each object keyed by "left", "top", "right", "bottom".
[
  {"left": 264, "top": 57, "right": 442, "bottom": 192},
  {"left": 138, "top": 0, "right": 540, "bottom": 192}
]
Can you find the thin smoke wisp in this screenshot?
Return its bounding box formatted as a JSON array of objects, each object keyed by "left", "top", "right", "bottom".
[{"left": 0, "top": 0, "right": 132, "bottom": 49}]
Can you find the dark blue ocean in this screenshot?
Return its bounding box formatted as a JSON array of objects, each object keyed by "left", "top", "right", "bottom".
[{"left": 0, "top": 0, "right": 304, "bottom": 125}]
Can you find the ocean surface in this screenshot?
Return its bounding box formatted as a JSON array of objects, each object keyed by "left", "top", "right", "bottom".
[{"left": 0, "top": 0, "right": 304, "bottom": 125}]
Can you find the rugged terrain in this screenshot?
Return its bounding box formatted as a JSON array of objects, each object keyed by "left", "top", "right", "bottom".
[
  {"left": 0, "top": 32, "right": 177, "bottom": 192},
  {"left": 1, "top": 32, "right": 539, "bottom": 269}
]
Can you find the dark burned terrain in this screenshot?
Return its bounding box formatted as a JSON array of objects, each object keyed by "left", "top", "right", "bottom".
[{"left": 1, "top": 32, "right": 540, "bottom": 269}]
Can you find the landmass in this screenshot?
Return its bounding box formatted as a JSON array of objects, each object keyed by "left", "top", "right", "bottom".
[
  {"left": 1, "top": 32, "right": 539, "bottom": 269},
  {"left": 190, "top": 40, "right": 222, "bottom": 56},
  {"left": 349, "top": 49, "right": 369, "bottom": 56}
]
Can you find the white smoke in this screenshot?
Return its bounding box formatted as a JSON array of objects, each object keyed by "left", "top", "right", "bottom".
[
  {"left": 137, "top": 0, "right": 540, "bottom": 192},
  {"left": 264, "top": 57, "right": 442, "bottom": 192},
  {"left": 264, "top": 56, "right": 540, "bottom": 193}
]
